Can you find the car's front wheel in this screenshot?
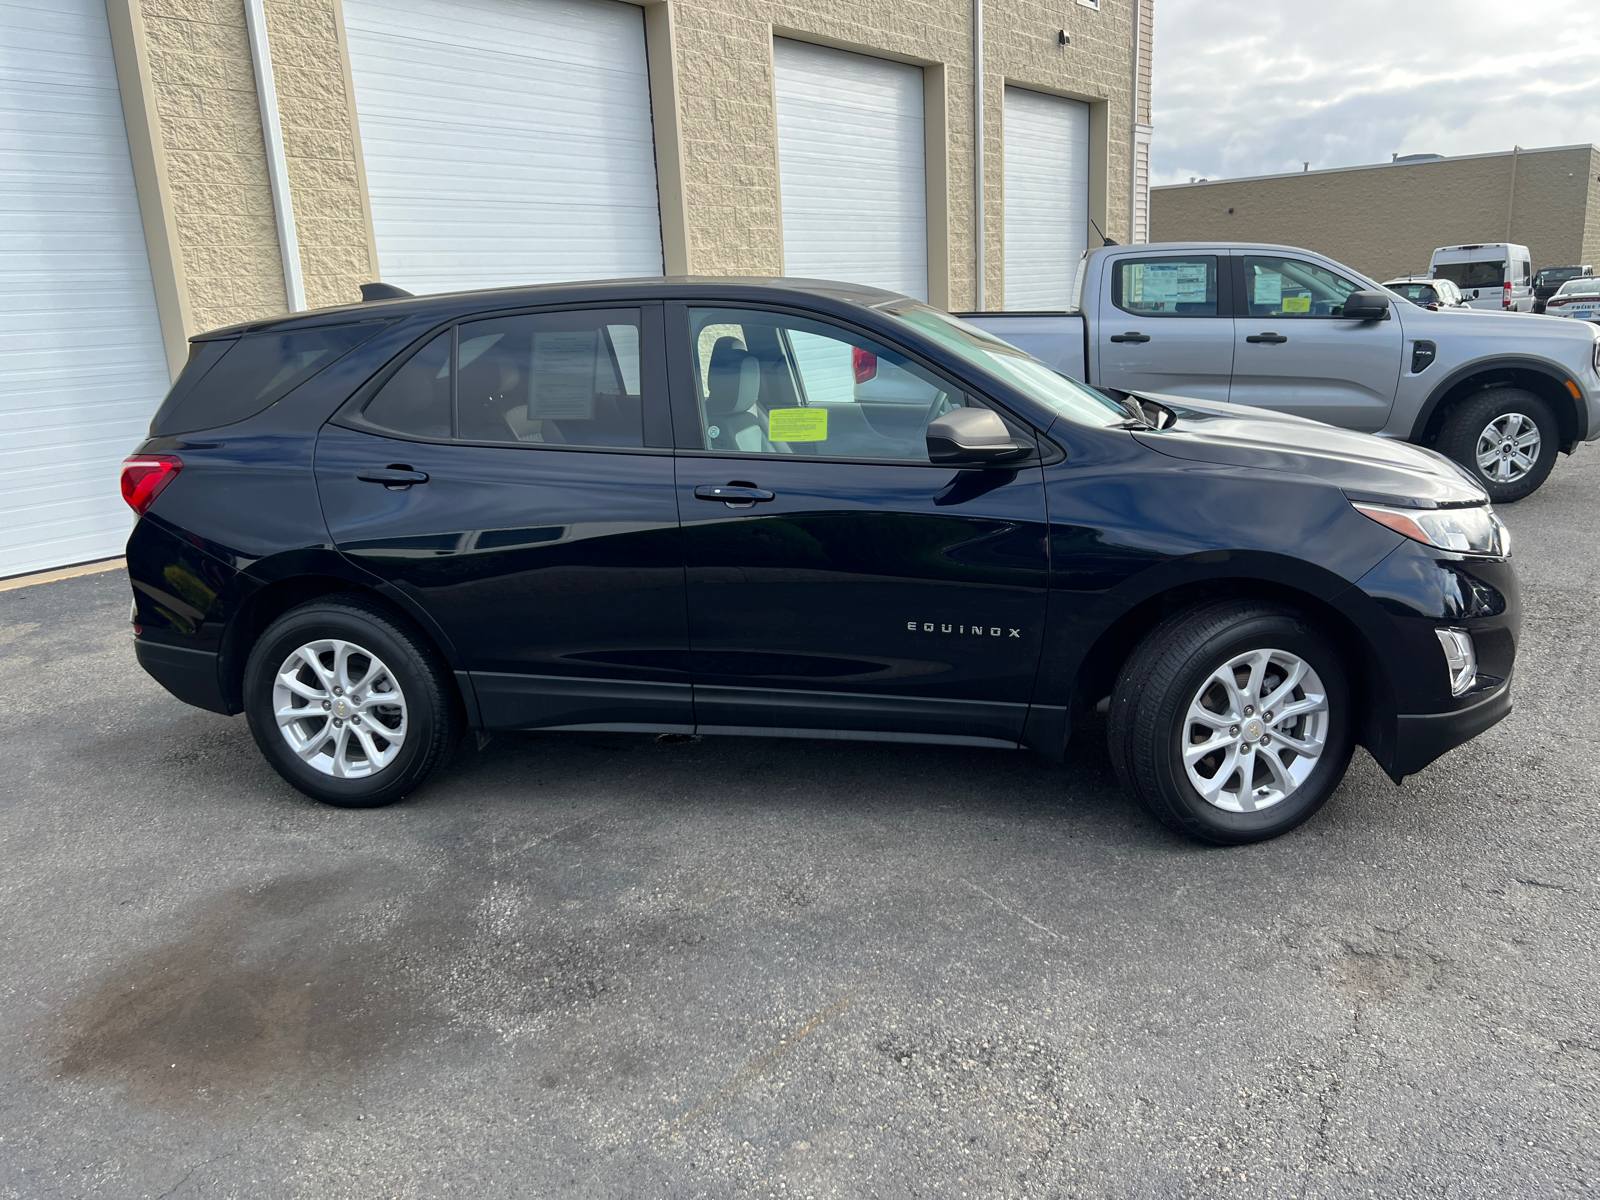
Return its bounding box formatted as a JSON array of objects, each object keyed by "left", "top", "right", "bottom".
[
  {"left": 1107, "top": 601, "right": 1354, "bottom": 845},
  {"left": 243, "top": 597, "right": 460, "bottom": 807},
  {"left": 1435, "top": 387, "right": 1558, "bottom": 503}
]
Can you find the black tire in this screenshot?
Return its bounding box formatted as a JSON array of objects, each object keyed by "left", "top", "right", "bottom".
[
  {"left": 243, "top": 597, "right": 460, "bottom": 808},
  {"left": 1434, "top": 387, "right": 1558, "bottom": 503},
  {"left": 1107, "top": 601, "right": 1354, "bottom": 845}
]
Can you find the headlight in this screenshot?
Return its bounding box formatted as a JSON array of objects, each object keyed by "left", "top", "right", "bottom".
[
  {"left": 1435, "top": 628, "right": 1477, "bottom": 696},
  {"left": 1353, "top": 502, "right": 1510, "bottom": 556}
]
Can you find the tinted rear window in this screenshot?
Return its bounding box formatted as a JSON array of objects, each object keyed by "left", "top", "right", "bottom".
[
  {"left": 1536, "top": 267, "right": 1587, "bottom": 288},
  {"left": 1433, "top": 261, "right": 1505, "bottom": 290},
  {"left": 152, "top": 323, "right": 384, "bottom": 436}
]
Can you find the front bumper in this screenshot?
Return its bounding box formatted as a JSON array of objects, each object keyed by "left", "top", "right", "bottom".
[{"left": 1389, "top": 678, "right": 1512, "bottom": 779}]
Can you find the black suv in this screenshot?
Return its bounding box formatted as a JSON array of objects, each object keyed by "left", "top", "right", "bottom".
[{"left": 124, "top": 278, "right": 1518, "bottom": 844}]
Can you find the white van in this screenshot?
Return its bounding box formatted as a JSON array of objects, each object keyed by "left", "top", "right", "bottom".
[{"left": 1430, "top": 243, "right": 1534, "bottom": 311}]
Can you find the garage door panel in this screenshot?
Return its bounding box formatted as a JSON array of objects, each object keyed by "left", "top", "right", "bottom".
[
  {"left": 344, "top": 0, "right": 663, "bottom": 294},
  {"left": 1003, "top": 87, "right": 1089, "bottom": 310},
  {"left": 0, "top": 0, "right": 170, "bottom": 577},
  {"left": 773, "top": 39, "right": 928, "bottom": 300}
]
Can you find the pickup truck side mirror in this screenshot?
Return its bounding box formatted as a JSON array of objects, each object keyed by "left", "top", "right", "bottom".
[
  {"left": 1342, "top": 290, "right": 1391, "bottom": 321},
  {"left": 927, "top": 407, "right": 1025, "bottom": 464}
]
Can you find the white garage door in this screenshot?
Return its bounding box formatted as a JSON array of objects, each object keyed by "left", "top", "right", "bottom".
[
  {"left": 1003, "top": 87, "right": 1090, "bottom": 309},
  {"left": 0, "top": 0, "right": 171, "bottom": 579},
  {"left": 342, "top": 0, "right": 664, "bottom": 294},
  {"left": 773, "top": 39, "right": 927, "bottom": 301}
]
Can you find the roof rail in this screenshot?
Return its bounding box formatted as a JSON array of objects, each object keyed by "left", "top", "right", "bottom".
[{"left": 360, "top": 282, "right": 414, "bottom": 301}]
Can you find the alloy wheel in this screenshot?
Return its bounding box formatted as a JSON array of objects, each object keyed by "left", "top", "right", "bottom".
[
  {"left": 1476, "top": 413, "right": 1541, "bottom": 484},
  {"left": 1182, "top": 648, "right": 1329, "bottom": 813},
  {"left": 272, "top": 638, "right": 408, "bottom": 778}
]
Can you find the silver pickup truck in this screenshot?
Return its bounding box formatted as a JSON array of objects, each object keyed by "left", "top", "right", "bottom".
[{"left": 964, "top": 241, "right": 1600, "bottom": 501}]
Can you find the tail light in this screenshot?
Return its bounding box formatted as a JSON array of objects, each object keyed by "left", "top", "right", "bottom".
[
  {"left": 852, "top": 346, "right": 878, "bottom": 384},
  {"left": 121, "top": 455, "right": 182, "bottom": 515},
  {"left": 1549, "top": 295, "right": 1568, "bottom": 308},
  {"left": 1502, "top": 281, "right": 1513, "bottom": 308}
]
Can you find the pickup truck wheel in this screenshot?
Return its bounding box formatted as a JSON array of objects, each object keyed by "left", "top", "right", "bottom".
[
  {"left": 1435, "top": 388, "right": 1557, "bottom": 503},
  {"left": 1107, "top": 601, "right": 1353, "bottom": 845},
  {"left": 243, "top": 599, "right": 460, "bottom": 808}
]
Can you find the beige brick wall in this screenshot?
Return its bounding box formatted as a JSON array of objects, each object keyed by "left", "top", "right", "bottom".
[
  {"left": 126, "top": 0, "right": 1142, "bottom": 326},
  {"left": 141, "top": 0, "right": 288, "bottom": 332},
  {"left": 1150, "top": 146, "right": 1599, "bottom": 282}
]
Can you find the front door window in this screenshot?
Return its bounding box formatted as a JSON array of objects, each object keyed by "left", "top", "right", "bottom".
[{"left": 686, "top": 308, "right": 965, "bottom": 460}]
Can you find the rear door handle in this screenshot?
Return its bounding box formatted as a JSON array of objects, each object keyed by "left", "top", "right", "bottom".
[
  {"left": 1109, "top": 331, "right": 1151, "bottom": 343},
  {"left": 357, "top": 466, "right": 429, "bottom": 487},
  {"left": 694, "top": 484, "right": 774, "bottom": 508},
  {"left": 1245, "top": 332, "right": 1289, "bottom": 344}
]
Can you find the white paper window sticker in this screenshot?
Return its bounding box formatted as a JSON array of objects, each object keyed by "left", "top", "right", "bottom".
[
  {"left": 1129, "top": 262, "right": 1209, "bottom": 308},
  {"left": 528, "top": 330, "right": 598, "bottom": 420},
  {"left": 1253, "top": 271, "right": 1283, "bottom": 306}
]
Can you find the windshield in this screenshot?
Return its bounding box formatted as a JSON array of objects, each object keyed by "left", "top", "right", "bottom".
[
  {"left": 1558, "top": 279, "right": 1600, "bottom": 296},
  {"left": 878, "top": 301, "right": 1131, "bottom": 428}
]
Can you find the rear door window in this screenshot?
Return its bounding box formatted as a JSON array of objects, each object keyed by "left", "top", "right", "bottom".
[
  {"left": 152, "top": 323, "right": 384, "bottom": 435},
  {"left": 356, "top": 310, "right": 647, "bottom": 450},
  {"left": 456, "top": 310, "right": 643, "bottom": 448}
]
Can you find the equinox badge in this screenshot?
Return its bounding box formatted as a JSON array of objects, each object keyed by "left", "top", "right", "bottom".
[{"left": 908, "top": 621, "right": 1021, "bottom": 638}]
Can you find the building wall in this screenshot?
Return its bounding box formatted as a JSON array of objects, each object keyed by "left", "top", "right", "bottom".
[
  {"left": 138, "top": 0, "right": 290, "bottom": 332},
  {"left": 113, "top": 0, "right": 1148, "bottom": 352},
  {"left": 1150, "top": 145, "right": 1600, "bottom": 282}
]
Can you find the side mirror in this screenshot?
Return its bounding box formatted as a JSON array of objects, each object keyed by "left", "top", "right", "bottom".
[
  {"left": 927, "top": 407, "right": 1025, "bottom": 464},
  {"left": 1342, "top": 290, "right": 1391, "bottom": 321}
]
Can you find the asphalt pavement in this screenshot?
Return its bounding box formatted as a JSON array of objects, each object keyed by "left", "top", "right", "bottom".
[{"left": 2, "top": 453, "right": 1597, "bottom": 1199}]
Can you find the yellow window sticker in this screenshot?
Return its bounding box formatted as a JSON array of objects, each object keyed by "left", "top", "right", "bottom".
[
  {"left": 767, "top": 407, "right": 829, "bottom": 441},
  {"left": 1281, "top": 295, "right": 1312, "bottom": 313}
]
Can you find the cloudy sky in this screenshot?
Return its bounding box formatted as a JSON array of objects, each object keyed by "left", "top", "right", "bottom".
[{"left": 1150, "top": 0, "right": 1600, "bottom": 185}]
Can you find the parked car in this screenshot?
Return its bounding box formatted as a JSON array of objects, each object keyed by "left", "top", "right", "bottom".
[
  {"left": 963, "top": 241, "right": 1600, "bottom": 503},
  {"left": 125, "top": 277, "right": 1519, "bottom": 846},
  {"left": 1429, "top": 243, "right": 1534, "bottom": 311},
  {"left": 1532, "top": 265, "right": 1593, "bottom": 314},
  {"left": 1544, "top": 276, "right": 1600, "bottom": 322},
  {"left": 1383, "top": 276, "right": 1469, "bottom": 310}
]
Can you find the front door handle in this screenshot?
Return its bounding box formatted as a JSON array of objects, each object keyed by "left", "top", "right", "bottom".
[
  {"left": 1109, "top": 331, "right": 1151, "bottom": 343},
  {"left": 1245, "top": 332, "right": 1289, "bottom": 344},
  {"left": 694, "top": 484, "right": 775, "bottom": 508},
  {"left": 357, "top": 466, "right": 429, "bottom": 488}
]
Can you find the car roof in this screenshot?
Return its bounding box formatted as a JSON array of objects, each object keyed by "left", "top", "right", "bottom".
[
  {"left": 1383, "top": 276, "right": 1435, "bottom": 285},
  {"left": 192, "top": 276, "right": 911, "bottom": 340}
]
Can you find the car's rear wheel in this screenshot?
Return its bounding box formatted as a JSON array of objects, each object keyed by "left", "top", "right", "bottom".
[
  {"left": 1107, "top": 601, "right": 1353, "bottom": 845},
  {"left": 1435, "top": 387, "right": 1558, "bottom": 503},
  {"left": 244, "top": 598, "right": 459, "bottom": 807}
]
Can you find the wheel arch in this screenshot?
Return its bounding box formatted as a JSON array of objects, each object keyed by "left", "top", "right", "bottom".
[
  {"left": 1068, "top": 576, "right": 1397, "bottom": 766},
  {"left": 1410, "top": 357, "right": 1586, "bottom": 452},
  {"left": 216, "top": 565, "right": 469, "bottom": 721}
]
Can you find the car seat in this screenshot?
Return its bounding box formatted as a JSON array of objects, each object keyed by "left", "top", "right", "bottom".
[{"left": 705, "top": 336, "right": 773, "bottom": 452}]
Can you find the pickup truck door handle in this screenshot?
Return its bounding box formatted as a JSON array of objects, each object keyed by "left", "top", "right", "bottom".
[
  {"left": 1108, "top": 331, "right": 1151, "bottom": 343},
  {"left": 1245, "top": 332, "right": 1289, "bottom": 344},
  {"left": 694, "top": 484, "right": 775, "bottom": 507},
  {"left": 356, "top": 466, "right": 429, "bottom": 487}
]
